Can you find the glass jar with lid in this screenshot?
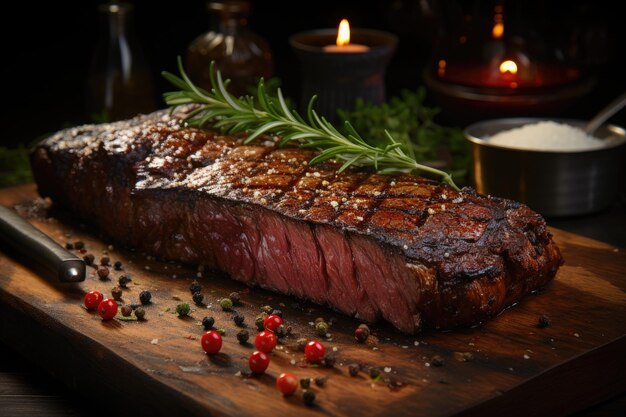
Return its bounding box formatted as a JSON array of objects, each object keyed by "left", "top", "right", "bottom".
[{"left": 185, "top": 0, "right": 273, "bottom": 97}]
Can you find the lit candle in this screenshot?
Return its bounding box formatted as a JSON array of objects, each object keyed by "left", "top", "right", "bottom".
[{"left": 322, "top": 19, "right": 369, "bottom": 53}]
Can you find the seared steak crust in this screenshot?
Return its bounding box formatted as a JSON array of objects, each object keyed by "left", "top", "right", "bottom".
[{"left": 30, "top": 108, "right": 562, "bottom": 333}]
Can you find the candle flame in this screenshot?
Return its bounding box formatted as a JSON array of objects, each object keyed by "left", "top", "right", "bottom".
[
  {"left": 336, "top": 19, "right": 351, "bottom": 46},
  {"left": 492, "top": 22, "right": 504, "bottom": 39},
  {"left": 499, "top": 60, "right": 518, "bottom": 74}
]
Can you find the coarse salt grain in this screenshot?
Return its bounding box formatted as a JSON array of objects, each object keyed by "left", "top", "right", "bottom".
[{"left": 487, "top": 121, "right": 605, "bottom": 151}]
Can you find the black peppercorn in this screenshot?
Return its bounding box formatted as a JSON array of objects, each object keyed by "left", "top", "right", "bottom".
[
  {"left": 100, "top": 256, "right": 110, "bottom": 266},
  {"left": 300, "top": 377, "right": 311, "bottom": 389},
  {"left": 431, "top": 355, "right": 445, "bottom": 367},
  {"left": 314, "top": 376, "right": 328, "bottom": 387},
  {"left": 65, "top": 242, "right": 74, "bottom": 250},
  {"left": 322, "top": 352, "right": 336, "bottom": 368},
  {"left": 202, "top": 316, "right": 215, "bottom": 330},
  {"left": 114, "top": 261, "right": 123, "bottom": 271},
  {"left": 369, "top": 368, "right": 381, "bottom": 379},
  {"left": 348, "top": 363, "right": 360, "bottom": 377},
  {"left": 297, "top": 338, "right": 308, "bottom": 352},
  {"left": 233, "top": 313, "right": 245, "bottom": 327},
  {"left": 354, "top": 323, "right": 370, "bottom": 343},
  {"left": 111, "top": 286, "right": 123, "bottom": 301},
  {"left": 121, "top": 305, "right": 132, "bottom": 317},
  {"left": 229, "top": 291, "right": 241, "bottom": 305},
  {"left": 303, "top": 390, "right": 315, "bottom": 406},
  {"left": 134, "top": 307, "right": 145, "bottom": 320},
  {"left": 97, "top": 266, "right": 110, "bottom": 279},
  {"left": 236, "top": 329, "right": 249, "bottom": 344},
  {"left": 275, "top": 324, "right": 287, "bottom": 338},
  {"left": 83, "top": 254, "right": 95, "bottom": 266},
  {"left": 192, "top": 292, "right": 204, "bottom": 305},
  {"left": 538, "top": 314, "right": 550, "bottom": 328},
  {"left": 189, "top": 280, "right": 202, "bottom": 294},
  {"left": 118, "top": 275, "right": 132, "bottom": 288},
  {"left": 270, "top": 309, "right": 282, "bottom": 318},
  {"left": 74, "top": 241, "right": 84, "bottom": 250},
  {"left": 139, "top": 290, "right": 152, "bottom": 304}
]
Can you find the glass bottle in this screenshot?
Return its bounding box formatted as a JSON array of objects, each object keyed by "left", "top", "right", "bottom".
[
  {"left": 86, "top": 2, "right": 156, "bottom": 123},
  {"left": 185, "top": 0, "right": 273, "bottom": 97}
]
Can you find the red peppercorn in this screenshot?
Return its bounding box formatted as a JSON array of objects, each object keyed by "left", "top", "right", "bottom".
[
  {"left": 263, "top": 314, "right": 283, "bottom": 332},
  {"left": 98, "top": 298, "right": 118, "bottom": 320},
  {"left": 249, "top": 351, "right": 270, "bottom": 374},
  {"left": 276, "top": 372, "right": 298, "bottom": 396},
  {"left": 201, "top": 330, "right": 223, "bottom": 355},
  {"left": 84, "top": 290, "right": 103, "bottom": 310},
  {"left": 255, "top": 330, "right": 277, "bottom": 353},
  {"left": 304, "top": 340, "right": 326, "bottom": 363}
]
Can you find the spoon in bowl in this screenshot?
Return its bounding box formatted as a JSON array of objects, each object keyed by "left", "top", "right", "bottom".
[{"left": 584, "top": 91, "right": 626, "bottom": 136}]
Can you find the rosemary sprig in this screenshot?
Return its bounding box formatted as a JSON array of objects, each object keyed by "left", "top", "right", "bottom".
[{"left": 162, "top": 58, "right": 458, "bottom": 189}]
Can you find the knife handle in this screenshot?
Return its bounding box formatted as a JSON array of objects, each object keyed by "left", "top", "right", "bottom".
[{"left": 0, "top": 205, "right": 85, "bottom": 282}]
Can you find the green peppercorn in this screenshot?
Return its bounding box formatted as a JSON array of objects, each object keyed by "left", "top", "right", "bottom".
[
  {"left": 111, "top": 286, "right": 123, "bottom": 301},
  {"left": 300, "top": 377, "right": 311, "bottom": 389},
  {"left": 216, "top": 328, "right": 226, "bottom": 336},
  {"left": 303, "top": 390, "right": 315, "bottom": 406},
  {"left": 369, "top": 368, "right": 381, "bottom": 379},
  {"left": 134, "top": 307, "right": 146, "bottom": 320},
  {"left": 314, "top": 317, "right": 325, "bottom": 325},
  {"left": 260, "top": 305, "right": 272, "bottom": 314},
  {"left": 255, "top": 313, "right": 267, "bottom": 331},
  {"left": 176, "top": 303, "right": 190, "bottom": 317},
  {"left": 121, "top": 305, "right": 132, "bottom": 317},
  {"left": 236, "top": 329, "right": 249, "bottom": 344},
  {"left": 220, "top": 298, "right": 233, "bottom": 310},
  {"left": 315, "top": 321, "right": 329, "bottom": 336}
]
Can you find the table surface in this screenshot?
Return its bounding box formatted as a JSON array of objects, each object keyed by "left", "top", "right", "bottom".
[{"left": 1, "top": 191, "right": 625, "bottom": 417}]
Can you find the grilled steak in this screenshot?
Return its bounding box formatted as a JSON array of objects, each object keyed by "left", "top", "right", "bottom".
[{"left": 30, "top": 108, "right": 562, "bottom": 333}]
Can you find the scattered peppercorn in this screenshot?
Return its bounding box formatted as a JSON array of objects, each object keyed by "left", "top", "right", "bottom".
[
  {"left": 74, "top": 241, "right": 84, "bottom": 250},
  {"left": 233, "top": 314, "right": 245, "bottom": 327},
  {"left": 216, "top": 328, "right": 226, "bottom": 336},
  {"left": 176, "top": 303, "right": 191, "bottom": 317},
  {"left": 113, "top": 261, "right": 123, "bottom": 271},
  {"left": 229, "top": 291, "right": 241, "bottom": 305},
  {"left": 65, "top": 242, "right": 74, "bottom": 250},
  {"left": 202, "top": 316, "right": 215, "bottom": 330},
  {"left": 255, "top": 313, "right": 268, "bottom": 331},
  {"left": 111, "top": 286, "right": 123, "bottom": 301},
  {"left": 538, "top": 314, "right": 551, "bottom": 328},
  {"left": 431, "top": 355, "right": 445, "bottom": 367},
  {"left": 348, "top": 363, "right": 360, "bottom": 377},
  {"left": 314, "top": 376, "right": 328, "bottom": 387},
  {"left": 121, "top": 305, "right": 133, "bottom": 317},
  {"left": 97, "top": 266, "right": 110, "bottom": 279},
  {"left": 118, "top": 275, "right": 132, "bottom": 288},
  {"left": 354, "top": 323, "right": 370, "bottom": 343},
  {"left": 370, "top": 368, "right": 381, "bottom": 379},
  {"left": 314, "top": 317, "right": 325, "bottom": 325},
  {"left": 236, "top": 329, "right": 249, "bottom": 344},
  {"left": 270, "top": 309, "right": 282, "bottom": 318},
  {"left": 83, "top": 254, "right": 95, "bottom": 266},
  {"left": 300, "top": 377, "right": 311, "bottom": 389},
  {"left": 189, "top": 280, "right": 202, "bottom": 294},
  {"left": 322, "top": 352, "right": 336, "bottom": 368},
  {"left": 297, "top": 338, "right": 308, "bottom": 351},
  {"left": 303, "top": 390, "right": 316, "bottom": 406},
  {"left": 220, "top": 298, "right": 233, "bottom": 310},
  {"left": 134, "top": 307, "right": 145, "bottom": 320},
  {"left": 275, "top": 324, "right": 288, "bottom": 338},
  {"left": 192, "top": 292, "right": 204, "bottom": 305},
  {"left": 100, "top": 256, "right": 110, "bottom": 266},
  {"left": 260, "top": 305, "right": 273, "bottom": 314},
  {"left": 139, "top": 290, "right": 152, "bottom": 305},
  {"left": 315, "top": 321, "right": 329, "bottom": 337}
]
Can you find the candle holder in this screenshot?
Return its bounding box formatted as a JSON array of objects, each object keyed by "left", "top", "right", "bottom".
[{"left": 289, "top": 29, "right": 397, "bottom": 121}]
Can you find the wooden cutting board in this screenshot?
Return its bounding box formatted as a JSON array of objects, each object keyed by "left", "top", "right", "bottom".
[{"left": 0, "top": 184, "right": 624, "bottom": 417}]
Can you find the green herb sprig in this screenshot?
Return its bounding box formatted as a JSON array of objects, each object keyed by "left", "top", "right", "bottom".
[{"left": 162, "top": 58, "right": 457, "bottom": 189}]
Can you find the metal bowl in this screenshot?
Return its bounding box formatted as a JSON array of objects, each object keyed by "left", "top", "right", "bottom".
[{"left": 464, "top": 118, "right": 626, "bottom": 217}]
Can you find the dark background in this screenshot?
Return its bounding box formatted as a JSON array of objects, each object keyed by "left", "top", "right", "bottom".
[{"left": 1, "top": 0, "right": 624, "bottom": 147}]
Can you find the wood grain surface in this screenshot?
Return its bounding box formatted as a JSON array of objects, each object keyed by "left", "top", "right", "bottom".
[{"left": 0, "top": 184, "right": 624, "bottom": 417}]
